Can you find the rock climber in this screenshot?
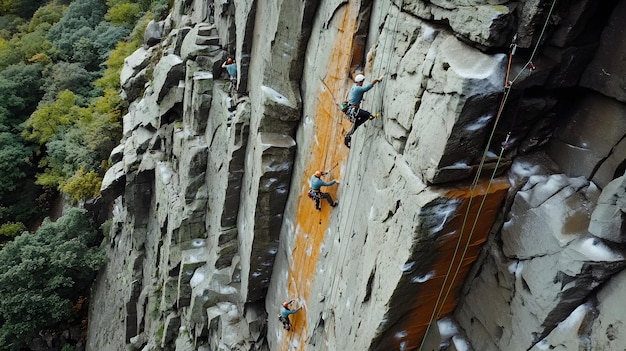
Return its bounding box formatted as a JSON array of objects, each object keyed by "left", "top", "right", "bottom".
[
  {"left": 343, "top": 73, "right": 384, "bottom": 148},
  {"left": 279, "top": 300, "right": 302, "bottom": 331},
  {"left": 222, "top": 57, "right": 238, "bottom": 94},
  {"left": 309, "top": 170, "right": 338, "bottom": 210}
]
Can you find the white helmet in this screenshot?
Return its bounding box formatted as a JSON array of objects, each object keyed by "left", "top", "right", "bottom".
[{"left": 354, "top": 74, "right": 365, "bottom": 83}]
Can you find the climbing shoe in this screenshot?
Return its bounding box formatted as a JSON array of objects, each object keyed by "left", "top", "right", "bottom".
[
  {"left": 331, "top": 202, "right": 338, "bottom": 208},
  {"left": 344, "top": 135, "right": 351, "bottom": 148},
  {"left": 369, "top": 113, "right": 381, "bottom": 120}
]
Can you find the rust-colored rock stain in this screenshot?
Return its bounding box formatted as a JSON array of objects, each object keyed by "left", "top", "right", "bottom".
[
  {"left": 377, "top": 178, "right": 510, "bottom": 350},
  {"left": 281, "top": 3, "right": 358, "bottom": 350},
  {"left": 279, "top": 1, "right": 508, "bottom": 349}
]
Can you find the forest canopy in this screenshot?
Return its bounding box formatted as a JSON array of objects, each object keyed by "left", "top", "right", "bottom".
[
  {"left": 0, "top": 0, "right": 169, "bottom": 233},
  {"left": 0, "top": 0, "right": 171, "bottom": 349}
]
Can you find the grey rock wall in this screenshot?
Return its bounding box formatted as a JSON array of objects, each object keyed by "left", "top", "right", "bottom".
[{"left": 88, "top": 0, "right": 626, "bottom": 350}]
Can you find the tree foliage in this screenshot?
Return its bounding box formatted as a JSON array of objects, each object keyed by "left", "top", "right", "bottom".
[
  {"left": 22, "top": 90, "right": 84, "bottom": 145},
  {"left": 105, "top": 0, "right": 141, "bottom": 27},
  {"left": 0, "top": 221, "right": 25, "bottom": 239},
  {"left": 59, "top": 167, "right": 102, "bottom": 203},
  {"left": 41, "top": 61, "right": 97, "bottom": 103},
  {"left": 26, "top": 2, "right": 65, "bottom": 33},
  {"left": 0, "top": 132, "right": 31, "bottom": 193},
  {"left": 46, "top": 0, "right": 107, "bottom": 60},
  {"left": 0, "top": 208, "right": 105, "bottom": 350},
  {"left": 0, "top": 62, "right": 43, "bottom": 126}
]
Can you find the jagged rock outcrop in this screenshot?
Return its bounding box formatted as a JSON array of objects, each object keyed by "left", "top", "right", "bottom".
[{"left": 87, "top": 0, "right": 626, "bottom": 350}]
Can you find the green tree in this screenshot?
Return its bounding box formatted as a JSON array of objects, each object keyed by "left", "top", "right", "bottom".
[
  {"left": 47, "top": 0, "right": 107, "bottom": 60},
  {"left": 105, "top": 0, "right": 141, "bottom": 27},
  {"left": 0, "top": 63, "right": 44, "bottom": 126},
  {"left": 0, "top": 208, "right": 105, "bottom": 350},
  {"left": 26, "top": 2, "right": 65, "bottom": 33},
  {"left": 19, "top": 24, "right": 53, "bottom": 60},
  {"left": 41, "top": 62, "right": 96, "bottom": 103},
  {"left": 1, "top": 0, "right": 47, "bottom": 18},
  {"left": 0, "top": 132, "right": 31, "bottom": 194},
  {"left": 0, "top": 221, "right": 25, "bottom": 239},
  {"left": 60, "top": 167, "right": 102, "bottom": 202},
  {"left": 22, "top": 90, "right": 83, "bottom": 145},
  {"left": 0, "top": 130, "right": 38, "bottom": 225}
]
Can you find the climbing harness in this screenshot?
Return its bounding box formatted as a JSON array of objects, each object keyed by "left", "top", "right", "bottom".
[
  {"left": 278, "top": 315, "right": 291, "bottom": 331},
  {"left": 308, "top": 189, "right": 322, "bottom": 210},
  {"left": 417, "top": 1, "right": 558, "bottom": 350}
]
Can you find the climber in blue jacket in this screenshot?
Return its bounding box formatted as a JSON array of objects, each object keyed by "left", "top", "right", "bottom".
[
  {"left": 309, "top": 170, "right": 338, "bottom": 210},
  {"left": 222, "top": 57, "right": 238, "bottom": 94},
  {"left": 344, "top": 73, "right": 384, "bottom": 148},
  {"left": 279, "top": 300, "right": 302, "bottom": 331}
]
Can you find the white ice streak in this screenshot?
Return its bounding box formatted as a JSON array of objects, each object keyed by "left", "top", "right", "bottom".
[
  {"left": 157, "top": 163, "right": 174, "bottom": 184},
  {"left": 465, "top": 115, "right": 493, "bottom": 131},
  {"left": 570, "top": 237, "right": 624, "bottom": 262},
  {"left": 395, "top": 330, "right": 408, "bottom": 339},
  {"left": 402, "top": 261, "right": 416, "bottom": 273},
  {"left": 437, "top": 317, "right": 458, "bottom": 339},
  {"left": 261, "top": 85, "right": 296, "bottom": 108},
  {"left": 422, "top": 25, "right": 438, "bottom": 42},
  {"left": 507, "top": 261, "right": 519, "bottom": 274},
  {"left": 536, "top": 303, "right": 591, "bottom": 350},
  {"left": 190, "top": 271, "right": 205, "bottom": 288},
  {"left": 452, "top": 336, "right": 470, "bottom": 351},
  {"left": 441, "top": 162, "right": 470, "bottom": 170},
  {"left": 412, "top": 270, "right": 435, "bottom": 283},
  {"left": 430, "top": 201, "right": 458, "bottom": 234}
]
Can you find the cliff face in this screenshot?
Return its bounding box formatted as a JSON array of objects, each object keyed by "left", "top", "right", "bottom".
[{"left": 87, "top": 0, "right": 626, "bottom": 350}]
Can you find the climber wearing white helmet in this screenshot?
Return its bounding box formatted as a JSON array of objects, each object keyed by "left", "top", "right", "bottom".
[{"left": 343, "top": 73, "right": 384, "bottom": 148}]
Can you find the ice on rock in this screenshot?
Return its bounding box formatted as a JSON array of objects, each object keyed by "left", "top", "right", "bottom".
[
  {"left": 261, "top": 85, "right": 296, "bottom": 108},
  {"left": 569, "top": 237, "right": 624, "bottom": 262}
]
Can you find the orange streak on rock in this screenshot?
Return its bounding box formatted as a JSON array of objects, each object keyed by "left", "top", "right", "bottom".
[
  {"left": 380, "top": 178, "right": 509, "bottom": 350},
  {"left": 280, "top": 3, "right": 357, "bottom": 350}
]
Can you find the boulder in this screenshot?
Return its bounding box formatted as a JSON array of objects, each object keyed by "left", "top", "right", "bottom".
[
  {"left": 589, "top": 175, "right": 626, "bottom": 243},
  {"left": 547, "top": 92, "right": 626, "bottom": 185},
  {"left": 152, "top": 54, "right": 185, "bottom": 103},
  {"left": 144, "top": 20, "right": 164, "bottom": 47}
]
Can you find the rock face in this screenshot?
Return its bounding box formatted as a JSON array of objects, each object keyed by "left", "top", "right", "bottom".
[{"left": 87, "top": 0, "right": 626, "bottom": 350}]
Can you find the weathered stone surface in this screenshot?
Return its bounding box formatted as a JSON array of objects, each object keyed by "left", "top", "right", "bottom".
[
  {"left": 121, "top": 47, "right": 153, "bottom": 101},
  {"left": 547, "top": 92, "right": 626, "bottom": 186},
  {"left": 152, "top": 54, "right": 184, "bottom": 103},
  {"left": 502, "top": 174, "right": 599, "bottom": 258},
  {"left": 589, "top": 175, "right": 626, "bottom": 243},
  {"left": 402, "top": 35, "right": 505, "bottom": 184},
  {"left": 88, "top": 1, "right": 626, "bottom": 351},
  {"left": 459, "top": 172, "right": 625, "bottom": 350},
  {"left": 183, "top": 66, "right": 214, "bottom": 135},
  {"left": 530, "top": 302, "right": 595, "bottom": 351},
  {"left": 144, "top": 20, "right": 164, "bottom": 47},
  {"left": 240, "top": 132, "right": 295, "bottom": 303},
  {"left": 101, "top": 161, "right": 126, "bottom": 202},
  {"left": 403, "top": 1, "right": 514, "bottom": 47},
  {"left": 580, "top": 0, "right": 626, "bottom": 102},
  {"left": 180, "top": 24, "right": 222, "bottom": 61},
  {"left": 588, "top": 269, "right": 626, "bottom": 350}
]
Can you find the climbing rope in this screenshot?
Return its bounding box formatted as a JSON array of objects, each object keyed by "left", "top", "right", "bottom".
[
  {"left": 417, "top": 1, "right": 558, "bottom": 349},
  {"left": 322, "top": 1, "right": 401, "bottom": 349}
]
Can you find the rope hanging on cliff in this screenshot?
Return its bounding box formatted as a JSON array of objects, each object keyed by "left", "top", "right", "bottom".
[
  {"left": 322, "top": 1, "right": 401, "bottom": 348},
  {"left": 417, "top": 1, "right": 558, "bottom": 349}
]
